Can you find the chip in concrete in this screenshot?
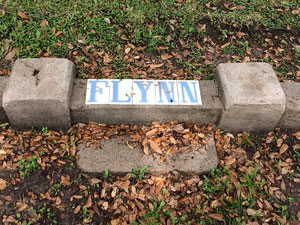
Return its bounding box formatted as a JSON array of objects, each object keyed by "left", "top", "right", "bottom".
[{"left": 77, "top": 134, "right": 218, "bottom": 174}]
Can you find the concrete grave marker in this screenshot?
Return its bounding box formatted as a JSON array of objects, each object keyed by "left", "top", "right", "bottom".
[
  {"left": 85, "top": 79, "right": 202, "bottom": 105},
  {"left": 3, "top": 58, "right": 75, "bottom": 130}
]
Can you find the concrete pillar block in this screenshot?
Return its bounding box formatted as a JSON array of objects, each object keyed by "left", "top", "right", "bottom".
[
  {"left": 278, "top": 83, "right": 300, "bottom": 130},
  {"left": 0, "top": 77, "right": 8, "bottom": 123},
  {"left": 3, "top": 58, "right": 75, "bottom": 130},
  {"left": 216, "top": 63, "right": 285, "bottom": 132}
]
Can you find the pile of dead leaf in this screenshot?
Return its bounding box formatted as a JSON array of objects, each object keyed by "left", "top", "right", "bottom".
[
  {"left": 71, "top": 121, "right": 212, "bottom": 158},
  {"left": 0, "top": 123, "right": 299, "bottom": 224}
]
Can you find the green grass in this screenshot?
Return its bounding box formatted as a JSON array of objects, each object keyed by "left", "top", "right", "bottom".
[
  {"left": 17, "top": 155, "right": 40, "bottom": 178},
  {"left": 1, "top": 0, "right": 299, "bottom": 80}
]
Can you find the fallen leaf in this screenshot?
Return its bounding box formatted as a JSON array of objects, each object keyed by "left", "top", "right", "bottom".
[
  {"left": 280, "top": 144, "right": 288, "bottom": 154},
  {"left": 125, "top": 47, "right": 131, "bottom": 54},
  {"left": 104, "top": 18, "right": 111, "bottom": 24},
  {"left": 0, "top": 178, "right": 7, "bottom": 191},
  {"left": 149, "top": 140, "right": 162, "bottom": 154},
  {"left": 166, "top": 35, "right": 171, "bottom": 42},
  {"left": 150, "top": 63, "right": 164, "bottom": 69},
  {"left": 161, "top": 54, "right": 173, "bottom": 60},
  {"left": 110, "top": 219, "right": 121, "bottom": 225},
  {"left": 90, "top": 178, "right": 101, "bottom": 185},
  {"left": 208, "top": 213, "right": 223, "bottom": 221},
  {"left": 74, "top": 205, "right": 81, "bottom": 214},
  {"left": 5, "top": 48, "right": 19, "bottom": 60},
  {"left": 102, "top": 201, "right": 109, "bottom": 210},
  {"left": 18, "top": 11, "right": 29, "bottom": 20},
  {"left": 103, "top": 53, "right": 111, "bottom": 64},
  {"left": 253, "top": 151, "right": 260, "bottom": 159},
  {"left": 292, "top": 132, "right": 300, "bottom": 140},
  {"left": 170, "top": 136, "right": 176, "bottom": 144},
  {"left": 236, "top": 32, "right": 246, "bottom": 38},
  {"left": 146, "top": 128, "right": 158, "bottom": 137},
  {"left": 225, "top": 157, "right": 236, "bottom": 165},
  {"left": 292, "top": 9, "right": 300, "bottom": 14},
  {"left": 277, "top": 138, "right": 283, "bottom": 147},
  {"left": 247, "top": 208, "right": 260, "bottom": 216},
  {"left": 55, "top": 31, "right": 62, "bottom": 37},
  {"left": 85, "top": 195, "right": 92, "bottom": 208},
  {"left": 40, "top": 19, "right": 48, "bottom": 27},
  {"left": 221, "top": 42, "right": 231, "bottom": 49}
]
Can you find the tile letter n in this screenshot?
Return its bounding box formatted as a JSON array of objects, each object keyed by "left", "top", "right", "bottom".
[{"left": 178, "top": 81, "right": 202, "bottom": 105}]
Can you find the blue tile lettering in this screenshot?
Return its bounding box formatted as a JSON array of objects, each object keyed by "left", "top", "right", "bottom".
[
  {"left": 87, "top": 80, "right": 108, "bottom": 103},
  {"left": 179, "top": 81, "right": 198, "bottom": 103},
  {"left": 135, "top": 81, "right": 153, "bottom": 103}
]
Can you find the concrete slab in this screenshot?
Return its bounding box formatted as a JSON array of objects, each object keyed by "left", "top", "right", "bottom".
[
  {"left": 71, "top": 79, "right": 222, "bottom": 125},
  {"left": 3, "top": 58, "right": 75, "bottom": 130},
  {"left": 0, "top": 77, "right": 8, "bottom": 123},
  {"left": 278, "top": 82, "right": 300, "bottom": 130},
  {"left": 77, "top": 134, "right": 218, "bottom": 174},
  {"left": 216, "top": 63, "right": 285, "bottom": 131}
]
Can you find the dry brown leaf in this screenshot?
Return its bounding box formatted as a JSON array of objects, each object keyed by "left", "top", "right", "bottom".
[
  {"left": 110, "top": 219, "right": 121, "bottom": 225},
  {"left": 104, "top": 18, "right": 111, "bottom": 24},
  {"left": 170, "top": 136, "right": 176, "bottom": 144},
  {"left": 90, "top": 178, "right": 101, "bottom": 185},
  {"left": 277, "top": 138, "right": 283, "bottom": 147},
  {"left": 166, "top": 35, "right": 171, "bottom": 42},
  {"left": 5, "top": 48, "right": 19, "bottom": 60},
  {"left": 0, "top": 178, "right": 7, "bottom": 191},
  {"left": 150, "top": 63, "right": 164, "bottom": 69},
  {"left": 146, "top": 128, "right": 158, "bottom": 137},
  {"left": 161, "top": 54, "right": 173, "bottom": 60},
  {"left": 18, "top": 11, "right": 29, "bottom": 19},
  {"left": 292, "top": 9, "right": 300, "bottom": 14},
  {"left": 225, "top": 157, "right": 236, "bottom": 165},
  {"left": 143, "top": 146, "right": 151, "bottom": 155},
  {"left": 102, "top": 201, "right": 109, "bottom": 210},
  {"left": 280, "top": 144, "right": 288, "bottom": 154},
  {"left": 40, "top": 19, "right": 48, "bottom": 27},
  {"left": 208, "top": 213, "right": 223, "bottom": 221},
  {"left": 55, "top": 31, "right": 62, "bottom": 37},
  {"left": 85, "top": 195, "right": 92, "bottom": 208},
  {"left": 236, "top": 31, "right": 246, "bottom": 38},
  {"left": 292, "top": 132, "right": 300, "bottom": 140},
  {"left": 74, "top": 205, "right": 81, "bottom": 214},
  {"left": 166, "top": 146, "right": 178, "bottom": 156},
  {"left": 247, "top": 208, "right": 257, "bottom": 216},
  {"left": 253, "top": 151, "right": 260, "bottom": 159},
  {"left": 103, "top": 53, "right": 111, "bottom": 64},
  {"left": 221, "top": 42, "right": 231, "bottom": 49},
  {"left": 149, "top": 140, "right": 162, "bottom": 154}
]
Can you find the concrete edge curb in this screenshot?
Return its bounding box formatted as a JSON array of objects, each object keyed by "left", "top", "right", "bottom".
[{"left": 0, "top": 60, "right": 299, "bottom": 131}]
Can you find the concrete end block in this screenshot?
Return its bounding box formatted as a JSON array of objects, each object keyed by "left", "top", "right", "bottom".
[
  {"left": 3, "top": 58, "right": 75, "bottom": 130},
  {"left": 216, "top": 62, "right": 285, "bottom": 131},
  {"left": 278, "top": 82, "right": 300, "bottom": 130},
  {"left": 71, "top": 79, "right": 223, "bottom": 125},
  {"left": 0, "top": 76, "right": 9, "bottom": 123}
]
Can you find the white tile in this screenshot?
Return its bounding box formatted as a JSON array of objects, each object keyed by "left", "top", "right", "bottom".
[
  {"left": 109, "top": 79, "right": 133, "bottom": 104},
  {"left": 177, "top": 80, "right": 202, "bottom": 105},
  {"left": 86, "top": 79, "right": 110, "bottom": 104},
  {"left": 154, "top": 80, "right": 179, "bottom": 105},
  {"left": 132, "top": 80, "right": 156, "bottom": 105}
]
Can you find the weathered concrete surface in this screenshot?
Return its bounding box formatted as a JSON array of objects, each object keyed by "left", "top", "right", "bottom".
[
  {"left": 0, "top": 76, "right": 8, "bottom": 123},
  {"left": 77, "top": 134, "right": 218, "bottom": 174},
  {"left": 3, "top": 58, "right": 75, "bottom": 130},
  {"left": 71, "top": 79, "right": 222, "bottom": 125},
  {"left": 278, "top": 82, "right": 300, "bottom": 130},
  {"left": 216, "top": 63, "right": 285, "bottom": 132}
]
